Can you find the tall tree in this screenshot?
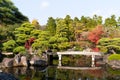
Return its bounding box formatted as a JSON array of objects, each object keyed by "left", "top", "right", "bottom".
[
  {"left": 117, "top": 17, "right": 120, "bottom": 27},
  {"left": 46, "top": 17, "right": 56, "bottom": 36},
  {"left": 104, "top": 15, "right": 118, "bottom": 38},
  {"left": 14, "top": 22, "right": 35, "bottom": 45},
  {"left": 64, "top": 15, "right": 74, "bottom": 41},
  {"left": 0, "top": 0, "right": 28, "bottom": 25},
  {"left": 80, "top": 16, "right": 95, "bottom": 29},
  {"left": 56, "top": 19, "right": 68, "bottom": 38},
  {"left": 93, "top": 15, "right": 102, "bottom": 25},
  {"left": 32, "top": 31, "right": 51, "bottom": 53},
  {"left": 104, "top": 15, "right": 117, "bottom": 27},
  {"left": 31, "top": 19, "right": 41, "bottom": 29},
  {"left": 73, "top": 17, "right": 80, "bottom": 23}
]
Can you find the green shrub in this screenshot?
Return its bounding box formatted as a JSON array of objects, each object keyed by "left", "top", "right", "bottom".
[
  {"left": 73, "top": 46, "right": 83, "bottom": 51},
  {"left": 108, "top": 54, "right": 120, "bottom": 61},
  {"left": 13, "top": 46, "right": 26, "bottom": 54}
]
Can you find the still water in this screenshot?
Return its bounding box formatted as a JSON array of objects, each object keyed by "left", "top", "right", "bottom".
[{"left": 1, "top": 65, "right": 120, "bottom": 80}]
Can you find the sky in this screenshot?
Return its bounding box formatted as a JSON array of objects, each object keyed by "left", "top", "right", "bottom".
[{"left": 12, "top": 0, "right": 120, "bottom": 25}]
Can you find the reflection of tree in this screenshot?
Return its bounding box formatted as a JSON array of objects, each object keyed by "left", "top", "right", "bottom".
[
  {"left": 107, "top": 67, "right": 120, "bottom": 76},
  {"left": 85, "top": 69, "right": 104, "bottom": 78},
  {"left": 56, "top": 68, "right": 106, "bottom": 80},
  {"left": 2, "top": 66, "right": 120, "bottom": 80},
  {"left": 47, "top": 66, "right": 56, "bottom": 79},
  {"left": 24, "top": 67, "right": 32, "bottom": 80}
]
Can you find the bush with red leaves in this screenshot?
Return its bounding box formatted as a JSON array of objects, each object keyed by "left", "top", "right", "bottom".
[
  {"left": 88, "top": 25, "right": 104, "bottom": 52},
  {"left": 88, "top": 25, "right": 103, "bottom": 44},
  {"left": 25, "top": 38, "right": 35, "bottom": 49}
]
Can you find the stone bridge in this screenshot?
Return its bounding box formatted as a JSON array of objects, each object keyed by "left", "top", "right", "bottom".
[{"left": 57, "top": 51, "right": 102, "bottom": 67}]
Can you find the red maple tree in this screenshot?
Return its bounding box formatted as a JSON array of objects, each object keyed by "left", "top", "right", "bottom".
[
  {"left": 88, "top": 25, "right": 104, "bottom": 52},
  {"left": 25, "top": 38, "right": 35, "bottom": 50},
  {"left": 88, "top": 25, "right": 103, "bottom": 44}
]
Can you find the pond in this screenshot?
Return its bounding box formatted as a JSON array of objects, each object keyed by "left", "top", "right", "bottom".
[
  {"left": 1, "top": 65, "right": 120, "bottom": 80},
  {"left": 1, "top": 55, "right": 120, "bottom": 80}
]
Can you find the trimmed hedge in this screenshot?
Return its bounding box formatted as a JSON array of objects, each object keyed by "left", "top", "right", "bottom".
[{"left": 108, "top": 54, "right": 120, "bottom": 61}]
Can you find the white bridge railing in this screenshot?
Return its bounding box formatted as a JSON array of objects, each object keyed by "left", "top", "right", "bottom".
[{"left": 57, "top": 51, "right": 102, "bottom": 67}]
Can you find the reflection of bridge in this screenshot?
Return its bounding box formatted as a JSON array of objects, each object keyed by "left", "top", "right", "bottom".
[
  {"left": 57, "top": 51, "right": 102, "bottom": 67},
  {"left": 57, "top": 66, "right": 101, "bottom": 70}
]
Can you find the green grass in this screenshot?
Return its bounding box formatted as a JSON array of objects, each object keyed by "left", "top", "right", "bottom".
[{"left": 108, "top": 54, "right": 120, "bottom": 61}]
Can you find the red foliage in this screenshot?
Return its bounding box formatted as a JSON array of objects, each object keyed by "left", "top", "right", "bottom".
[
  {"left": 92, "top": 47, "right": 100, "bottom": 52},
  {"left": 28, "top": 37, "right": 35, "bottom": 44},
  {"left": 25, "top": 38, "right": 35, "bottom": 49},
  {"left": 25, "top": 41, "right": 29, "bottom": 49},
  {"left": 88, "top": 25, "right": 103, "bottom": 44}
]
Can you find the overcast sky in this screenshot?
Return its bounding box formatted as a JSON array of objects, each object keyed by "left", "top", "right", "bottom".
[{"left": 12, "top": 0, "right": 120, "bottom": 25}]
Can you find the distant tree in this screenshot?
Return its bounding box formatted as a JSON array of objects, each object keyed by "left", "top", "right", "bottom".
[
  {"left": 64, "top": 15, "right": 73, "bottom": 25},
  {"left": 31, "top": 19, "right": 41, "bottom": 29},
  {"left": 104, "top": 15, "right": 117, "bottom": 27},
  {"left": 56, "top": 19, "right": 68, "bottom": 38},
  {"left": 92, "top": 15, "right": 102, "bottom": 25},
  {"left": 0, "top": 0, "right": 28, "bottom": 25},
  {"left": 73, "top": 17, "right": 80, "bottom": 23},
  {"left": 104, "top": 15, "right": 120, "bottom": 38},
  {"left": 80, "top": 16, "right": 93, "bottom": 29},
  {"left": 74, "top": 23, "right": 84, "bottom": 42},
  {"left": 117, "top": 17, "right": 120, "bottom": 26},
  {"left": 55, "top": 15, "right": 74, "bottom": 41},
  {"left": 49, "top": 17, "right": 73, "bottom": 51},
  {"left": 80, "top": 15, "right": 102, "bottom": 30},
  {"left": 103, "top": 25, "right": 120, "bottom": 38},
  {"left": 46, "top": 17, "right": 56, "bottom": 36},
  {"left": 64, "top": 15, "right": 74, "bottom": 41}
]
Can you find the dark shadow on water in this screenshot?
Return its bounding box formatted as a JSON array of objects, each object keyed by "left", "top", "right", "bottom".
[{"left": 0, "top": 72, "right": 19, "bottom": 80}]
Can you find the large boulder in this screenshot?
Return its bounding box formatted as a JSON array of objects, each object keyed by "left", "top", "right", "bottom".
[
  {"left": 33, "top": 60, "right": 47, "bottom": 66},
  {"left": 2, "top": 58, "right": 14, "bottom": 67},
  {"left": 20, "top": 56, "right": 28, "bottom": 66},
  {"left": 1, "top": 54, "right": 47, "bottom": 68},
  {"left": 13, "top": 54, "right": 21, "bottom": 67},
  {"left": 104, "top": 54, "right": 120, "bottom": 69},
  {"left": 13, "top": 55, "right": 28, "bottom": 67},
  {"left": 30, "top": 55, "right": 47, "bottom": 66},
  {"left": 108, "top": 60, "right": 120, "bottom": 69}
]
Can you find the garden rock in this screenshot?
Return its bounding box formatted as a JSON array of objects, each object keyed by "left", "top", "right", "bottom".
[
  {"left": 2, "top": 58, "right": 14, "bottom": 67},
  {"left": 30, "top": 55, "right": 47, "bottom": 66},
  {"left": 108, "top": 60, "right": 120, "bottom": 69}
]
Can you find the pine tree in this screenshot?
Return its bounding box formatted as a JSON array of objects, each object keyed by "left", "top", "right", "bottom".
[{"left": 0, "top": 0, "right": 28, "bottom": 25}]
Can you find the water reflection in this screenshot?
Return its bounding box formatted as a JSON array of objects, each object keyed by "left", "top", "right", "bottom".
[{"left": 1, "top": 66, "right": 120, "bottom": 80}]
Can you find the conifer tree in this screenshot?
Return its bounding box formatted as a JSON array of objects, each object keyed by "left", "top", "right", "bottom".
[{"left": 0, "top": 0, "right": 28, "bottom": 25}]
